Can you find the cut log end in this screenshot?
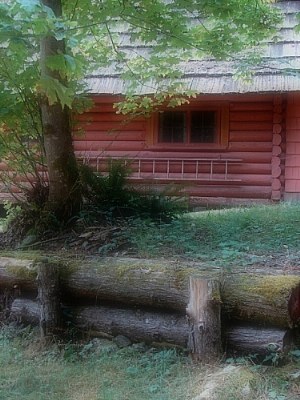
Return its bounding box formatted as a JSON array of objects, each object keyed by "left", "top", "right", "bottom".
[{"left": 288, "top": 285, "right": 300, "bottom": 326}]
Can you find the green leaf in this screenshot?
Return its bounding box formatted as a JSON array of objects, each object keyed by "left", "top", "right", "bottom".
[
  {"left": 37, "top": 76, "right": 73, "bottom": 108},
  {"left": 17, "top": 0, "right": 40, "bottom": 13},
  {"left": 46, "top": 54, "right": 81, "bottom": 79}
]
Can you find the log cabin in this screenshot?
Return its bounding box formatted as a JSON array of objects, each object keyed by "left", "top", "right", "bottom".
[
  {"left": 1, "top": 1, "right": 300, "bottom": 206},
  {"left": 73, "top": 1, "right": 300, "bottom": 206}
]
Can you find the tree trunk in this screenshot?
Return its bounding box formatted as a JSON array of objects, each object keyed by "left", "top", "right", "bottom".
[
  {"left": 37, "top": 260, "right": 62, "bottom": 338},
  {"left": 40, "top": 0, "right": 81, "bottom": 218}
]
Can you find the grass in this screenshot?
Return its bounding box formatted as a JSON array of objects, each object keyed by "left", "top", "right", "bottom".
[
  {"left": 1, "top": 326, "right": 300, "bottom": 400},
  {"left": 126, "top": 203, "right": 300, "bottom": 267},
  {"left": 0, "top": 327, "right": 200, "bottom": 400}
]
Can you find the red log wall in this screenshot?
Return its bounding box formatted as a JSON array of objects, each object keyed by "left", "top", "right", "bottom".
[
  {"left": 285, "top": 93, "right": 300, "bottom": 201},
  {"left": 74, "top": 94, "right": 278, "bottom": 203},
  {"left": 0, "top": 93, "right": 290, "bottom": 204}
]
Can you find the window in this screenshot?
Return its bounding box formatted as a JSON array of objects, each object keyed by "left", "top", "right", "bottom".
[
  {"left": 159, "top": 109, "right": 217, "bottom": 144},
  {"left": 190, "top": 111, "right": 216, "bottom": 143},
  {"left": 150, "top": 103, "right": 229, "bottom": 148}
]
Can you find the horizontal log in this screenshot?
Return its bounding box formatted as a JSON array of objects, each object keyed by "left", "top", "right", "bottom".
[
  {"left": 228, "top": 142, "right": 272, "bottom": 152},
  {"left": 73, "top": 140, "right": 146, "bottom": 152},
  {"left": 230, "top": 102, "right": 273, "bottom": 111},
  {"left": 76, "top": 112, "right": 145, "bottom": 123},
  {"left": 230, "top": 131, "right": 273, "bottom": 143},
  {"left": 186, "top": 186, "right": 271, "bottom": 199},
  {"left": 74, "top": 306, "right": 188, "bottom": 347},
  {"left": 224, "top": 325, "right": 291, "bottom": 355},
  {"left": 222, "top": 275, "right": 300, "bottom": 327},
  {"left": 230, "top": 111, "right": 273, "bottom": 122},
  {"left": 230, "top": 122, "right": 273, "bottom": 131},
  {"left": 73, "top": 131, "right": 146, "bottom": 141},
  {"left": 1, "top": 257, "right": 300, "bottom": 328},
  {"left": 11, "top": 299, "right": 295, "bottom": 356},
  {"left": 11, "top": 298, "right": 189, "bottom": 347},
  {"left": 81, "top": 121, "right": 146, "bottom": 131},
  {"left": 0, "top": 257, "right": 36, "bottom": 293},
  {"left": 11, "top": 298, "right": 40, "bottom": 325}
]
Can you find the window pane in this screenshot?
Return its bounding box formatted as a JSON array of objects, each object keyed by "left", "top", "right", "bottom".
[
  {"left": 190, "top": 111, "right": 216, "bottom": 143},
  {"left": 159, "top": 111, "right": 185, "bottom": 143}
]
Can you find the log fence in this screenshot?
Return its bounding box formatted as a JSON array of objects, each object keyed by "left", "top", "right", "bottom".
[{"left": 0, "top": 256, "right": 299, "bottom": 361}]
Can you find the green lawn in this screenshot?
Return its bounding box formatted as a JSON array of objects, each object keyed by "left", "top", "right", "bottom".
[
  {"left": 0, "top": 327, "right": 199, "bottom": 400},
  {"left": 127, "top": 203, "right": 300, "bottom": 268},
  {"left": 1, "top": 326, "right": 300, "bottom": 400}
]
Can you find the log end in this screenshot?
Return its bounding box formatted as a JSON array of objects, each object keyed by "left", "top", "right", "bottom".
[{"left": 288, "top": 285, "right": 300, "bottom": 326}]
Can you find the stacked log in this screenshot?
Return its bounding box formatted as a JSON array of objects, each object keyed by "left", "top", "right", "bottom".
[{"left": 1, "top": 257, "right": 299, "bottom": 358}]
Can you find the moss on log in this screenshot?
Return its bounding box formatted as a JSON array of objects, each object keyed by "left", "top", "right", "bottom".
[
  {"left": 1, "top": 257, "right": 300, "bottom": 328},
  {"left": 222, "top": 275, "right": 300, "bottom": 327},
  {"left": 0, "top": 257, "right": 37, "bottom": 294}
]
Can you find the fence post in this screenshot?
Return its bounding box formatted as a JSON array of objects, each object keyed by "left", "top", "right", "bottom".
[
  {"left": 186, "top": 277, "right": 222, "bottom": 362},
  {"left": 37, "top": 259, "right": 62, "bottom": 339}
]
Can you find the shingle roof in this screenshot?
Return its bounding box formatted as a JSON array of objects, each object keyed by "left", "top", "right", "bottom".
[{"left": 84, "top": 1, "right": 300, "bottom": 95}]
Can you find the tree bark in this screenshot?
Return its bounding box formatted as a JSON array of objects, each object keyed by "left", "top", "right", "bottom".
[
  {"left": 11, "top": 298, "right": 40, "bottom": 325},
  {"left": 37, "top": 260, "right": 62, "bottom": 338},
  {"left": 186, "top": 278, "right": 222, "bottom": 361},
  {"left": 40, "top": 0, "right": 81, "bottom": 218},
  {"left": 224, "top": 325, "right": 293, "bottom": 356},
  {"left": 10, "top": 298, "right": 189, "bottom": 347}
]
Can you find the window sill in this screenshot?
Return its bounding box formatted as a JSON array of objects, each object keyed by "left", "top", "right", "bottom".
[{"left": 147, "top": 143, "right": 229, "bottom": 151}]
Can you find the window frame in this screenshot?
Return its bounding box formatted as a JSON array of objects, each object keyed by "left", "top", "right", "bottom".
[{"left": 147, "top": 102, "right": 229, "bottom": 149}]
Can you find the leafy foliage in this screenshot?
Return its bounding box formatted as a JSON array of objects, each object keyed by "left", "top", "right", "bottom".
[
  {"left": 79, "top": 161, "right": 186, "bottom": 222},
  {"left": 0, "top": 0, "right": 281, "bottom": 115}
]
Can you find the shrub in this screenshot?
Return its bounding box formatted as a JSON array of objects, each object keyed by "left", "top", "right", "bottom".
[{"left": 79, "top": 161, "right": 187, "bottom": 222}]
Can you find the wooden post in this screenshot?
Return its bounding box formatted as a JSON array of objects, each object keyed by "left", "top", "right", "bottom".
[
  {"left": 186, "top": 277, "right": 222, "bottom": 362},
  {"left": 37, "top": 260, "right": 62, "bottom": 339}
]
